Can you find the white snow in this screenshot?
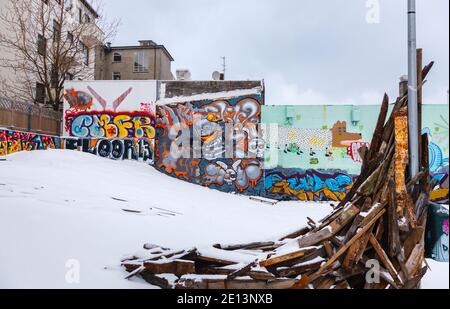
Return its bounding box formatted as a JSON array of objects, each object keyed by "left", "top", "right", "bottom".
[
  {"left": 0, "top": 150, "right": 447, "bottom": 289},
  {"left": 0, "top": 150, "right": 331, "bottom": 289}
]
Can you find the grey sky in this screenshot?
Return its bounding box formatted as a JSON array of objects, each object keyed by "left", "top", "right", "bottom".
[{"left": 104, "top": 0, "right": 449, "bottom": 105}]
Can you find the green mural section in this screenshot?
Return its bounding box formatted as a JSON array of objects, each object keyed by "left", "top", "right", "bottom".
[
  {"left": 262, "top": 105, "right": 383, "bottom": 174},
  {"left": 261, "top": 104, "right": 449, "bottom": 203}
]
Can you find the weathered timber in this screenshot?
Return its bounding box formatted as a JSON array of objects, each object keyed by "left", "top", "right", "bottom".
[
  {"left": 369, "top": 234, "right": 403, "bottom": 285},
  {"left": 259, "top": 247, "right": 318, "bottom": 268},
  {"left": 297, "top": 204, "right": 359, "bottom": 248},
  {"left": 315, "top": 209, "right": 386, "bottom": 275},
  {"left": 143, "top": 259, "right": 195, "bottom": 277},
  {"left": 227, "top": 260, "right": 258, "bottom": 280}
]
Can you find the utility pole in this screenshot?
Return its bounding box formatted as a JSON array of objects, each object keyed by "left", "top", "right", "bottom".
[
  {"left": 407, "top": 0, "right": 419, "bottom": 178},
  {"left": 221, "top": 56, "right": 226, "bottom": 80}
]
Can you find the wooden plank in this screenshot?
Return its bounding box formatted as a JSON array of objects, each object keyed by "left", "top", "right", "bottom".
[
  {"left": 140, "top": 272, "right": 176, "bottom": 289},
  {"left": 279, "top": 226, "right": 310, "bottom": 241},
  {"left": 417, "top": 48, "right": 423, "bottom": 162},
  {"left": 259, "top": 247, "right": 317, "bottom": 268},
  {"left": 405, "top": 244, "right": 424, "bottom": 278},
  {"left": 342, "top": 225, "right": 374, "bottom": 270},
  {"left": 277, "top": 259, "right": 324, "bottom": 277},
  {"left": 388, "top": 180, "right": 402, "bottom": 257},
  {"left": 143, "top": 259, "right": 195, "bottom": 277},
  {"left": 369, "top": 234, "right": 402, "bottom": 285},
  {"left": 322, "top": 241, "right": 334, "bottom": 258},
  {"left": 403, "top": 227, "right": 425, "bottom": 261},
  {"left": 393, "top": 109, "right": 409, "bottom": 215},
  {"left": 216, "top": 241, "right": 277, "bottom": 251},
  {"left": 314, "top": 276, "right": 336, "bottom": 289},
  {"left": 249, "top": 196, "right": 278, "bottom": 205},
  {"left": 297, "top": 204, "right": 360, "bottom": 248},
  {"left": 315, "top": 209, "right": 386, "bottom": 276},
  {"left": 227, "top": 260, "right": 257, "bottom": 280},
  {"left": 367, "top": 93, "right": 390, "bottom": 161}
]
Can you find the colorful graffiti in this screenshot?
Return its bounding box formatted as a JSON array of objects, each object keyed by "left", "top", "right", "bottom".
[
  {"left": 155, "top": 95, "right": 264, "bottom": 195},
  {"left": 264, "top": 169, "right": 355, "bottom": 202},
  {"left": 423, "top": 126, "right": 449, "bottom": 203},
  {"left": 0, "top": 129, "right": 61, "bottom": 156},
  {"left": 63, "top": 82, "right": 157, "bottom": 153},
  {"left": 204, "top": 159, "right": 262, "bottom": 192},
  {"left": 65, "top": 111, "right": 156, "bottom": 139},
  {"left": 65, "top": 138, "right": 154, "bottom": 165}
]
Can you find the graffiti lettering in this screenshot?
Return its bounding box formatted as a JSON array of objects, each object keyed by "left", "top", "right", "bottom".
[
  {"left": 0, "top": 129, "right": 61, "bottom": 156},
  {"left": 264, "top": 169, "right": 354, "bottom": 202},
  {"left": 65, "top": 138, "right": 154, "bottom": 164},
  {"left": 65, "top": 111, "right": 156, "bottom": 139}
]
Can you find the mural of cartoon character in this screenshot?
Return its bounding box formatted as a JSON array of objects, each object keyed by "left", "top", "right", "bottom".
[{"left": 203, "top": 159, "right": 262, "bottom": 192}]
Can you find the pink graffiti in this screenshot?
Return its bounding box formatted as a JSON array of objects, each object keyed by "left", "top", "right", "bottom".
[
  {"left": 444, "top": 219, "right": 449, "bottom": 235},
  {"left": 347, "top": 142, "right": 370, "bottom": 163}
]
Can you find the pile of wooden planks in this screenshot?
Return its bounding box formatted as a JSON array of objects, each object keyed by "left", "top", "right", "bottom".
[{"left": 122, "top": 60, "right": 435, "bottom": 289}]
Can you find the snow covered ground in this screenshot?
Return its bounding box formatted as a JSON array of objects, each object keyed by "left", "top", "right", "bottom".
[{"left": 0, "top": 150, "right": 448, "bottom": 289}]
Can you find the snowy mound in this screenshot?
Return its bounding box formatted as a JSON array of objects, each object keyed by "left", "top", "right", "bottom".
[{"left": 0, "top": 150, "right": 447, "bottom": 288}]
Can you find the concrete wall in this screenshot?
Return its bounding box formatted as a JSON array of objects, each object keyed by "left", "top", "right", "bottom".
[{"left": 155, "top": 92, "right": 265, "bottom": 196}]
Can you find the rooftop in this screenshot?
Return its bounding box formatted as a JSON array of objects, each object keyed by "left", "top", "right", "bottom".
[{"left": 108, "top": 40, "right": 175, "bottom": 61}]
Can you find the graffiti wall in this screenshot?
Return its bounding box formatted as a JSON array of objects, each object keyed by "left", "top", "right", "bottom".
[
  {"left": 423, "top": 113, "right": 449, "bottom": 204},
  {"left": 155, "top": 94, "right": 265, "bottom": 195},
  {"left": 264, "top": 168, "right": 355, "bottom": 202},
  {"left": 0, "top": 129, "right": 61, "bottom": 156},
  {"left": 63, "top": 80, "right": 157, "bottom": 162},
  {"left": 64, "top": 138, "right": 154, "bottom": 165},
  {"left": 261, "top": 104, "right": 449, "bottom": 202}
]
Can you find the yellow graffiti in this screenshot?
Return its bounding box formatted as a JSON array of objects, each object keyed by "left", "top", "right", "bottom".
[{"left": 269, "top": 180, "right": 349, "bottom": 202}]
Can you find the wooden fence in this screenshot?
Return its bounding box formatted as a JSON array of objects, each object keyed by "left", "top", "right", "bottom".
[{"left": 0, "top": 97, "right": 62, "bottom": 136}]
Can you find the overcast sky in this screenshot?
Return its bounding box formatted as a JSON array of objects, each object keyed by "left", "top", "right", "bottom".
[{"left": 103, "top": 0, "right": 449, "bottom": 105}]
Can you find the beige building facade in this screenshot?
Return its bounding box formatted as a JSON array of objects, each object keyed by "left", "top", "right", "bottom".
[{"left": 96, "top": 40, "right": 175, "bottom": 81}]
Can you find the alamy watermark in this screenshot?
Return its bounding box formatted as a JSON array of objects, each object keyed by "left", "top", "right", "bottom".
[{"left": 366, "top": 0, "right": 381, "bottom": 24}]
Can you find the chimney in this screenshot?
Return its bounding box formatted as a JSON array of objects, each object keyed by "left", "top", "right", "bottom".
[{"left": 139, "top": 40, "right": 157, "bottom": 47}]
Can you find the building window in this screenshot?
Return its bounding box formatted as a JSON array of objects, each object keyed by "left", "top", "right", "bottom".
[
  {"left": 78, "top": 8, "right": 82, "bottom": 23},
  {"left": 53, "top": 19, "right": 61, "bottom": 41},
  {"left": 51, "top": 65, "right": 58, "bottom": 88},
  {"left": 67, "top": 32, "right": 73, "bottom": 45},
  {"left": 80, "top": 42, "right": 89, "bottom": 65},
  {"left": 113, "top": 52, "right": 122, "bottom": 63},
  {"left": 133, "top": 50, "right": 148, "bottom": 73},
  {"left": 35, "top": 83, "right": 46, "bottom": 103},
  {"left": 37, "top": 34, "right": 46, "bottom": 56},
  {"left": 113, "top": 72, "right": 121, "bottom": 80},
  {"left": 65, "top": 73, "right": 74, "bottom": 81},
  {"left": 84, "top": 14, "right": 91, "bottom": 23},
  {"left": 64, "top": 0, "right": 72, "bottom": 11}
]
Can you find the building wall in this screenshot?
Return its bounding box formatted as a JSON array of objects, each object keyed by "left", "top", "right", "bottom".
[{"left": 101, "top": 48, "right": 172, "bottom": 81}]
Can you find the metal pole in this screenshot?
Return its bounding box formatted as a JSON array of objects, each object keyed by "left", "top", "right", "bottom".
[{"left": 407, "top": 0, "right": 419, "bottom": 178}]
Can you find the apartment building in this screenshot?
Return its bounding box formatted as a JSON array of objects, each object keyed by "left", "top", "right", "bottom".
[
  {"left": 0, "top": 0, "right": 102, "bottom": 104},
  {"left": 96, "top": 40, "right": 175, "bottom": 81}
]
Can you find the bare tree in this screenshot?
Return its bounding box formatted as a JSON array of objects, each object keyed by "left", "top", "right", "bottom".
[{"left": 0, "top": 0, "right": 119, "bottom": 110}]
